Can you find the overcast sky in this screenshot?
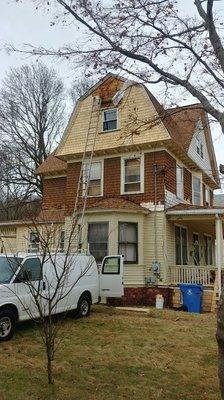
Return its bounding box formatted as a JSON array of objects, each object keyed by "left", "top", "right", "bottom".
[{"left": 0, "top": 0, "right": 224, "bottom": 192}]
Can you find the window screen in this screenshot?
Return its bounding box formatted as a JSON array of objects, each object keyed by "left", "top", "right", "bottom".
[
  {"left": 176, "top": 165, "right": 183, "bottom": 199},
  {"left": 193, "top": 177, "right": 201, "bottom": 205},
  {"left": 88, "top": 222, "right": 108, "bottom": 263},
  {"left": 103, "top": 109, "right": 117, "bottom": 131},
  {"left": 118, "top": 222, "right": 138, "bottom": 263},
  {"left": 84, "top": 162, "right": 102, "bottom": 196},
  {"left": 124, "top": 158, "right": 141, "bottom": 193}
]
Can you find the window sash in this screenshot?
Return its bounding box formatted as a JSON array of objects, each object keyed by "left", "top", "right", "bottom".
[
  {"left": 28, "top": 232, "right": 40, "bottom": 253},
  {"left": 193, "top": 177, "right": 201, "bottom": 205},
  {"left": 176, "top": 165, "right": 183, "bottom": 199},
  {"left": 103, "top": 109, "right": 117, "bottom": 131},
  {"left": 88, "top": 223, "right": 108, "bottom": 263},
  {"left": 124, "top": 158, "right": 141, "bottom": 193},
  {"left": 118, "top": 222, "right": 138, "bottom": 263},
  {"left": 83, "top": 162, "right": 102, "bottom": 197}
]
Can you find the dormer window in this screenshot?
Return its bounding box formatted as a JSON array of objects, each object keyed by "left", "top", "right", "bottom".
[
  {"left": 196, "top": 133, "right": 203, "bottom": 159},
  {"left": 102, "top": 109, "right": 117, "bottom": 131}
]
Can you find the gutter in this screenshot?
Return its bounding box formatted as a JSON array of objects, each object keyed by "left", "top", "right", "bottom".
[{"left": 166, "top": 208, "right": 224, "bottom": 216}]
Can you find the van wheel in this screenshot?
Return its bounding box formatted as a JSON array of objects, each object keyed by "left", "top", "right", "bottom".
[
  {"left": 0, "top": 310, "right": 16, "bottom": 341},
  {"left": 76, "top": 295, "right": 91, "bottom": 318}
]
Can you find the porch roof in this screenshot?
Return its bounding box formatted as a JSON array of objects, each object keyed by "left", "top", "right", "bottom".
[{"left": 166, "top": 203, "right": 224, "bottom": 218}]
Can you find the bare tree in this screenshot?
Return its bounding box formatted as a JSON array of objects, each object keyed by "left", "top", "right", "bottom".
[
  {"left": 1, "top": 216, "right": 95, "bottom": 384},
  {"left": 11, "top": 0, "right": 224, "bottom": 132},
  {"left": 0, "top": 62, "right": 65, "bottom": 198},
  {"left": 70, "top": 77, "right": 96, "bottom": 103}
]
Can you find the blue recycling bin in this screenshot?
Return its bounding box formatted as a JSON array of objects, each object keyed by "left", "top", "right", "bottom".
[{"left": 179, "top": 284, "right": 203, "bottom": 313}]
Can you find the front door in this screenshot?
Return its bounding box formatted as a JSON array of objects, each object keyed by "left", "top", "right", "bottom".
[{"left": 100, "top": 255, "right": 124, "bottom": 298}]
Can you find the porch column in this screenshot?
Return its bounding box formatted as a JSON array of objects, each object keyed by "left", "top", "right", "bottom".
[{"left": 215, "top": 215, "right": 224, "bottom": 297}]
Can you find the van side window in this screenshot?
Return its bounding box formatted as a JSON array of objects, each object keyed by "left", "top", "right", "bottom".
[
  {"left": 102, "top": 257, "right": 120, "bottom": 275},
  {"left": 17, "top": 258, "right": 42, "bottom": 282}
]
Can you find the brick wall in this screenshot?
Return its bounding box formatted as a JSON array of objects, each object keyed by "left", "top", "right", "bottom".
[
  {"left": 107, "top": 287, "right": 173, "bottom": 307},
  {"left": 164, "top": 152, "right": 176, "bottom": 195},
  {"left": 42, "top": 177, "right": 67, "bottom": 209},
  {"left": 183, "top": 168, "right": 192, "bottom": 202},
  {"left": 64, "top": 151, "right": 173, "bottom": 214}
]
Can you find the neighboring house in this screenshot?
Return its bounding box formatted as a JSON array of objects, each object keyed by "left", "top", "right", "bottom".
[{"left": 1, "top": 73, "right": 223, "bottom": 311}]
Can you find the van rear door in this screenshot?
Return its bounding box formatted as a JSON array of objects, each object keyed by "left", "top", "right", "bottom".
[{"left": 99, "top": 255, "right": 124, "bottom": 298}]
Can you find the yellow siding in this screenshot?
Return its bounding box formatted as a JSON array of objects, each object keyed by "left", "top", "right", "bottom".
[
  {"left": 143, "top": 212, "right": 167, "bottom": 282},
  {"left": 0, "top": 227, "right": 17, "bottom": 253},
  {"left": 56, "top": 85, "right": 171, "bottom": 158}
]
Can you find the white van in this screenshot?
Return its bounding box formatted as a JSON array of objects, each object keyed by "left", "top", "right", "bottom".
[{"left": 0, "top": 253, "right": 124, "bottom": 341}]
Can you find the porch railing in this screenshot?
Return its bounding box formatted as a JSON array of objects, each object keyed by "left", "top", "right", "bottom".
[{"left": 169, "top": 265, "right": 217, "bottom": 286}]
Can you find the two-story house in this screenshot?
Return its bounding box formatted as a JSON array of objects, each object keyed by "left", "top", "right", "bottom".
[{"left": 1, "top": 73, "right": 223, "bottom": 311}]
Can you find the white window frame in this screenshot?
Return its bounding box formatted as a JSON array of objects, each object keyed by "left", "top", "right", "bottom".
[
  {"left": 176, "top": 164, "right": 184, "bottom": 199},
  {"left": 83, "top": 160, "right": 104, "bottom": 198},
  {"left": 192, "top": 176, "right": 202, "bottom": 206},
  {"left": 102, "top": 108, "right": 118, "bottom": 132},
  {"left": 196, "top": 132, "right": 204, "bottom": 159},
  {"left": 121, "top": 154, "right": 144, "bottom": 195},
  {"left": 205, "top": 187, "right": 210, "bottom": 206}
]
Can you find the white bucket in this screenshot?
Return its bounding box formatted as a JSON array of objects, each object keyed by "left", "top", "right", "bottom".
[{"left": 156, "top": 294, "right": 164, "bottom": 310}]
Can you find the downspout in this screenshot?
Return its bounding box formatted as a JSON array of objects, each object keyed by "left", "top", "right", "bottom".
[
  {"left": 216, "top": 214, "right": 223, "bottom": 297},
  {"left": 153, "top": 158, "right": 158, "bottom": 262}
]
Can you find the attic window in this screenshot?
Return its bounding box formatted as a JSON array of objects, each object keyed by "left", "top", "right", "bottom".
[
  {"left": 102, "top": 109, "right": 117, "bottom": 131},
  {"left": 196, "top": 133, "right": 203, "bottom": 159}
]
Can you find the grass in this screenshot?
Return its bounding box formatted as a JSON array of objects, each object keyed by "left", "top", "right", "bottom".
[{"left": 0, "top": 306, "right": 220, "bottom": 400}]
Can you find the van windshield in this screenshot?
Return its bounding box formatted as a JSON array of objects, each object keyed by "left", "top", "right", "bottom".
[{"left": 0, "top": 257, "right": 22, "bottom": 284}]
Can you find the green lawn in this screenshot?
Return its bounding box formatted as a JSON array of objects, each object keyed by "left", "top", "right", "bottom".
[{"left": 0, "top": 306, "right": 220, "bottom": 400}]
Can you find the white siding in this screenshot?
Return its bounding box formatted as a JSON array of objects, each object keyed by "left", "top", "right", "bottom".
[{"left": 187, "top": 120, "right": 212, "bottom": 178}]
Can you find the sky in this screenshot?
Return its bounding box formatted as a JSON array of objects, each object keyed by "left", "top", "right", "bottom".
[{"left": 0, "top": 0, "right": 224, "bottom": 193}]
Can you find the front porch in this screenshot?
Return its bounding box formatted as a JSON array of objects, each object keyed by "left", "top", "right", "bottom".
[{"left": 166, "top": 205, "right": 224, "bottom": 310}]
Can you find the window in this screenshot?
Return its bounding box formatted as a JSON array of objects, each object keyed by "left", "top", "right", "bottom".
[
  {"left": 204, "top": 235, "right": 213, "bottom": 265},
  {"left": 176, "top": 165, "right": 184, "bottom": 199},
  {"left": 123, "top": 156, "right": 143, "bottom": 193},
  {"left": 196, "top": 133, "right": 203, "bottom": 158},
  {"left": 28, "top": 232, "right": 40, "bottom": 253},
  {"left": 103, "top": 109, "right": 117, "bottom": 131},
  {"left": 193, "top": 177, "right": 201, "bottom": 205},
  {"left": 59, "top": 231, "right": 65, "bottom": 252},
  {"left": 16, "top": 258, "right": 42, "bottom": 282},
  {"left": 88, "top": 223, "right": 108, "bottom": 263},
  {"left": 175, "top": 226, "right": 188, "bottom": 265},
  {"left": 205, "top": 188, "right": 210, "bottom": 206},
  {"left": 83, "top": 161, "right": 102, "bottom": 197},
  {"left": 118, "top": 222, "right": 138, "bottom": 264},
  {"left": 102, "top": 257, "right": 120, "bottom": 274}
]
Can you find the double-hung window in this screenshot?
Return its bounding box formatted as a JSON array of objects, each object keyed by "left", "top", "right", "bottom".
[
  {"left": 193, "top": 177, "right": 201, "bottom": 205},
  {"left": 176, "top": 165, "right": 184, "bottom": 199},
  {"left": 102, "top": 109, "right": 117, "bottom": 131},
  {"left": 196, "top": 133, "right": 204, "bottom": 159},
  {"left": 118, "top": 222, "right": 138, "bottom": 264},
  {"left": 88, "top": 222, "right": 108, "bottom": 263},
  {"left": 175, "top": 226, "right": 188, "bottom": 265},
  {"left": 83, "top": 161, "right": 102, "bottom": 197},
  {"left": 122, "top": 156, "right": 143, "bottom": 193}
]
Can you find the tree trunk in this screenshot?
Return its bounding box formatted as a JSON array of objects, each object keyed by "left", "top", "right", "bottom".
[
  {"left": 216, "top": 290, "right": 224, "bottom": 399},
  {"left": 46, "top": 347, "right": 54, "bottom": 385}
]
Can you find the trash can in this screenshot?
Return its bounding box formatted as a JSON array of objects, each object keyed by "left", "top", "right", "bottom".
[{"left": 179, "top": 284, "right": 203, "bottom": 313}]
